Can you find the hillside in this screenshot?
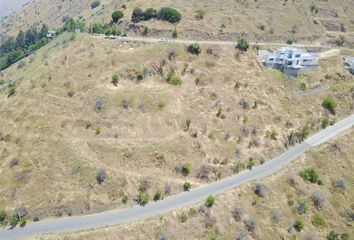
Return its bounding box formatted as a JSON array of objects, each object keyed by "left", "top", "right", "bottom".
[
  {"left": 0, "top": 0, "right": 31, "bottom": 20},
  {"left": 1, "top": 0, "right": 354, "bottom": 45},
  {"left": 0, "top": 31, "right": 353, "bottom": 222},
  {"left": 27, "top": 130, "right": 354, "bottom": 239}
]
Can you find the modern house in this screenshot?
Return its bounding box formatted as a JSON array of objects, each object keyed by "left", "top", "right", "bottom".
[
  {"left": 344, "top": 57, "right": 354, "bottom": 75},
  {"left": 262, "top": 47, "right": 319, "bottom": 77},
  {"left": 46, "top": 30, "right": 57, "bottom": 38}
]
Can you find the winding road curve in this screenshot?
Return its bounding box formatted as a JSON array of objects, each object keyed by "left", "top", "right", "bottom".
[{"left": 1, "top": 115, "right": 354, "bottom": 240}]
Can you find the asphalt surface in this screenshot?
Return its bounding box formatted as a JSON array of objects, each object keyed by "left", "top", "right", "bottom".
[{"left": 1, "top": 114, "right": 353, "bottom": 240}]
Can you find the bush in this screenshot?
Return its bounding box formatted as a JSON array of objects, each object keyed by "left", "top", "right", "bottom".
[
  {"left": 95, "top": 99, "right": 103, "bottom": 111},
  {"left": 136, "top": 71, "right": 144, "bottom": 80},
  {"left": 272, "top": 209, "right": 282, "bottom": 223},
  {"left": 111, "top": 74, "right": 119, "bottom": 86},
  {"left": 185, "top": 118, "right": 191, "bottom": 130},
  {"left": 167, "top": 69, "right": 182, "bottom": 85},
  {"left": 322, "top": 96, "right": 337, "bottom": 115},
  {"left": 182, "top": 163, "right": 192, "bottom": 176},
  {"left": 7, "top": 83, "right": 16, "bottom": 97},
  {"left": 300, "top": 82, "right": 307, "bottom": 91},
  {"left": 236, "top": 38, "right": 249, "bottom": 52},
  {"left": 205, "top": 195, "right": 215, "bottom": 208},
  {"left": 153, "top": 189, "right": 163, "bottom": 201},
  {"left": 122, "top": 99, "right": 130, "bottom": 109},
  {"left": 180, "top": 212, "right": 188, "bottom": 223},
  {"left": 95, "top": 125, "right": 101, "bottom": 135},
  {"left": 287, "top": 38, "right": 294, "bottom": 45},
  {"left": 299, "top": 167, "right": 322, "bottom": 185},
  {"left": 0, "top": 210, "right": 6, "bottom": 223},
  {"left": 322, "top": 117, "right": 330, "bottom": 128},
  {"left": 246, "top": 219, "right": 257, "bottom": 233},
  {"left": 313, "top": 213, "right": 326, "bottom": 227},
  {"left": 158, "top": 7, "right": 182, "bottom": 23},
  {"left": 91, "top": 1, "right": 100, "bottom": 9},
  {"left": 334, "top": 179, "right": 346, "bottom": 191},
  {"left": 112, "top": 11, "right": 124, "bottom": 23},
  {"left": 96, "top": 169, "right": 106, "bottom": 184},
  {"left": 294, "top": 219, "right": 304, "bottom": 232},
  {"left": 232, "top": 208, "right": 244, "bottom": 221},
  {"left": 266, "top": 129, "right": 278, "bottom": 140},
  {"left": 255, "top": 183, "right": 266, "bottom": 197},
  {"left": 195, "top": 9, "right": 206, "bottom": 20},
  {"left": 187, "top": 43, "right": 201, "bottom": 55},
  {"left": 9, "top": 214, "right": 19, "bottom": 227},
  {"left": 132, "top": 8, "right": 146, "bottom": 23},
  {"left": 138, "top": 192, "right": 149, "bottom": 206},
  {"left": 158, "top": 101, "right": 166, "bottom": 110},
  {"left": 296, "top": 201, "right": 309, "bottom": 214},
  {"left": 183, "top": 182, "right": 192, "bottom": 191},
  {"left": 122, "top": 195, "right": 128, "bottom": 204},
  {"left": 172, "top": 28, "right": 178, "bottom": 38},
  {"left": 247, "top": 157, "right": 256, "bottom": 170},
  {"left": 312, "top": 192, "right": 326, "bottom": 209}
]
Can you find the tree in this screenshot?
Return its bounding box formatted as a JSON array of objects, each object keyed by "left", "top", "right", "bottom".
[
  {"left": 172, "top": 28, "right": 178, "bottom": 38},
  {"left": 255, "top": 183, "right": 266, "bottom": 197},
  {"left": 294, "top": 219, "right": 304, "bottom": 232},
  {"left": 39, "top": 24, "right": 49, "bottom": 39},
  {"left": 7, "top": 83, "right": 16, "bottom": 97},
  {"left": 182, "top": 163, "right": 192, "bottom": 176},
  {"left": 0, "top": 210, "right": 6, "bottom": 223},
  {"left": 205, "top": 195, "right": 215, "bottom": 208},
  {"left": 145, "top": 8, "right": 158, "bottom": 20},
  {"left": 138, "top": 192, "right": 149, "bottom": 206},
  {"left": 187, "top": 43, "right": 201, "bottom": 55},
  {"left": 183, "top": 182, "right": 192, "bottom": 191},
  {"left": 0, "top": 37, "right": 16, "bottom": 54},
  {"left": 112, "top": 11, "right": 124, "bottom": 23},
  {"left": 91, "top": 1, "right": 100, "bottom": 9},
  {"left": 157, "top": 7, "right": 182, "bottom": 23},
  {"left": 64, "top": 18, "right": 77, "bottom": 32},
  {"left": 153, "top": 189, "right": 163, "bottom": 201},
  {"left": 236, "top": 37, "right": 249, "bottom": 52},
  {"left": 322, "top": 96, "right": 337, "bottom": 115},
  {"left": 112, "top": 74, "right": 119, "bottom": 86},
  {"left": 25, "top": 28, "right": 38, "bottom": 46},
  {"left": 300, "top": 168, "right": 322, "bottom": 184},
  {"left": 16, "top": 31, "right": 26, "bottom": 48},
  {"left": 132, "top": 8, "right": 145, "bottom": 23}
]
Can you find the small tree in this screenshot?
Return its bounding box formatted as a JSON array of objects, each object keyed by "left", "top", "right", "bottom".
[
  {"left": 172, "top": 28, "right": 178, "bottom": 38},
  {"left": 294, "top": 218, "right": 304, "bottom": 232},
  {"left": 111, "top": 74, "right": 119, "bottom": 86},
  {"left": 187, "top": 43, "right": 201, "bottom": 55},
  {"left": 182, "top": 163, "right": 192, "bottom": 176},
  {"left": 313, "top": 213, "right": 326, "bottom": 227},
  {"left": 138, "top": 192, "right": 149, "bottom": 206},
  {"left": 112, "top": 11, "right": 124, "bottom": 23},
  {"left": 122, "top": 195, "right": 128, "bottom": 204},
  {"left": 236, "top": 38, "right": 249, "bottom": 52},
  {"left": 153, "top": 189, "right": 163, "bottom": 201},
  {"left": 157, "top": 7, "right": 182, "bottom": 23},
  {"left": 7, "top": 83, "right": 16, "bottom": 97},
  {"left": 205, "top": 195, "right": 215, "bottom": 208},
  {"left": 299, "top": 167, "right": 322, "bottom": 185},
  {"left": 322, "top": 96, "right": 337, "bottom": 115},
  {"left": 183, "top": 182, "right": 192, "bottom": 191}
]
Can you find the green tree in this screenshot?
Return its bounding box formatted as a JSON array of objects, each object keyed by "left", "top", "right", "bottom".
[
  {"left": 39, "top": 24, "right": 49, "bottom": 38},
  {"left": 16, "top": 31, "right": 26, "bottom": 48},
  {"left": 205, "top": 195, "right": 216, "bottom": 208},
  {"left": 299, "top": 167, "right": 322, "bottom": 185},
  {"left": 183, "top": 182, "right": 192, "bottom": 191},
  {"left": 157, "top": 7, "right": 182, "bottom": 23},
  {"left": 187, "top": 43, "right": 201, "bottom": 55},
  {"left": 0, "top": 210, "right": 6, "bottom": 223},
  {"left": 172, "top": 28, "right": 178, "bottom": 38},
  {"left": 182, "top": 163, "right": 192, "bottom": 176},
  {"left": 236, "top": 37, "right": 249, "bottom": 52},
  {"left": 322, "top": 96, "right": 337, "bottom": 115},
  {"left": 64, "top": 18, "right": 77, "bottom": 32},
  {"left": 132, "top": 8, "right": 145, "bottom": 23},
  {"left": 112, "top": 74, "right": 119, "bottom": 86},
  {"left": 112, "top": 11, "right": 124, "bottom": 23},
  {"left": 294, "top": 219, "right": 304, "bottom": 232},
  {"left": 138, "top": 192, "right": 149, "bottom": 206},
  {"left": 153, "top": 189, "right": 163, "bottom": 201},
  {"left": 122, "top": 195, "right": 128, "bottom": 204}
]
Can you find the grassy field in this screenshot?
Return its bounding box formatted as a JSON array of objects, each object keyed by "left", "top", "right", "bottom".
[
  {"left": 1, "top": 0, "right": 354, "bottom": 45},
  {"left": 0, "top": 32, "right": 353, "bottom": 222},
  {"left": 27, "top": 130, "right": 354, "bottom": 240}
]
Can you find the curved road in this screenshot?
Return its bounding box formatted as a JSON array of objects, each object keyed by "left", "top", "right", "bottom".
[{"left": 1, "top": 115, "right": 353, "bottom": 239}]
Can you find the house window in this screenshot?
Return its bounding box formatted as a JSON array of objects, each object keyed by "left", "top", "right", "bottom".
[
  {"left": 295, "top": 54, "right": 301, "bottom": 58},
  {"left": 286, "top": 61, "right": 293, "bottom": 66},
  {"left": 269, "top": 58, "right": 274, "bottom": 61}
]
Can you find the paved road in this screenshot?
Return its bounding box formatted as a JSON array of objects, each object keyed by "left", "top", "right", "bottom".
[{"left": 1, "top": 115, "right": 353, "bottom": 240}]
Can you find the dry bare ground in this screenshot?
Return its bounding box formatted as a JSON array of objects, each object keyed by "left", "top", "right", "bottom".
[{"left": 0, "top": 32, "right": 353, "bottom": 221}]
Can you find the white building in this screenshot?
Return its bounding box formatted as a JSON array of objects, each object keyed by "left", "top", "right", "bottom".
[
  {"left": 46, "top": 30, "right": 57, "bottom": 38},
  {"left": 262, "top": 47, "right": 319, "bottom": 77},
  {"left": 344, "top": 57, "right": 354, "bottom": 75}
]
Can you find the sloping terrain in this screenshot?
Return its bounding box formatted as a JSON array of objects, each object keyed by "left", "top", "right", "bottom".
[
  {"left": 28, "top": 131, "right": 354, "bottom": 240},
  {"left": 0, "top": 32, "right": 353, "bottom": 221},
  {"left": 1, "top": 0, "right": 354, "bottom": 44}
]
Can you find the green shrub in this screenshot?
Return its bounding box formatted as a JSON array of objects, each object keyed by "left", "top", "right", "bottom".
[
  {"left": 91, "top": 1, "right": 100, "bottom": 9},
  {"left": 266, "top": 129, "right": 278, "bottom": 140},
  {"left": 313, "top": 213, "right": 326, "bottom": 227},
  {"left": 205, "top": 195, "right": 216, "bottom": 208},
  {"left": 9, "top": 214, "right": 19, "bottom": 227},
  {"left": 183, "top": 182, "right": 192, "bottom": 191},
  {"left": 182, "top": 163, "right": 192, "bottom": 176},
  {"left": 172, "top": 28, "right": 178, "bottom": 38},
  {"left": 186, "top": 118, "right": 191, "bottom": 129},
  {"left": 84, "top": 121, "right": 92, "bottom": 129},
  {"left": 167, "top": 69, "right": 182, "bottom": 85},
  {"left": 299, "top": 167, "right": 322, "bottom": 185},
  {"left": 236, "top": 38, "right": 249, "bottom": 52},
  {"left": 235, "top": 81, "right": 241, "bottom": 89},
  {"left": 335, "top": 37, "right": 345, "bottom": 47},
  {"left": 111, "top": 74, "right": 119, "bottom": 85},
  {"left": 0, "top": 210, "right": 6, "bottom": 223},
  {"left": 122, "top": 195, "right": 128, "bottom": 204},
  {"left": 187, "top": 43, "right": 201, "bottom": 55},
  {"left": 294, "top": 218, "right": 304, "bottom": 232},
  {"left": 287, "top": 38, "right": 294, "bottom": 45},
  {"left": 180, "top": 212, "right": 188, "bottom": 223},
  {"left": 138, "top": 192, "right": 149, "bottom": 206},
  {"left": 112, "top": 11, "right": 124, "bottom": 23},
  {"left": 157, "top": 7, "right": 182, "bottom": 23},
  {"left": 300, "top": 82, "right": 307, "bottom": 91},
  {"left": 321, "top": 117, "right": 330, "bottom": 128},
  {"left": 195, "top": 9, "right": 206, "bottom": 20},
  {"left": 322, "top": 96, "right": 337, "bottom": 115},
  {"left": 158, "top": 101, "right": 166, "bottom": 110},
  {"left": 247, "top": 157, "right": 256, "bottom": 169},
  {"left": 7, "top": 83, "right": 16, "bottom": 97},
  {"left": 95, "top": 125, "right": 101, "bottom": 135},
  {"left": 153, "top": 189, "right": 163, "bottom": 201},
  {"left": 136, "top": 71, "right": 144, "bottom": 80},
  {"left": 19, "top": 217, "right": 27, "bottom": 227}
]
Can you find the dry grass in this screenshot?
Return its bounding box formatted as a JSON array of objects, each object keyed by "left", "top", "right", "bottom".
[
  {"left": 1, "top": 0, "right": 354, "bottom": 44},
  {"left": 26, "top": 130, "right": 354, "bottom": 240},
  {"left": 0, "top": 32, "right": 353, "bottom": 221}
]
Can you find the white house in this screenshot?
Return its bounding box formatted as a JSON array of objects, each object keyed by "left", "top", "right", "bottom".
[
  {"left": 46, "top": 30, "right": 57, "bottom": 38},
  {"left": 262, "top": 47, "right": 319, "bottom": 77},
  {"left": 344, "top": 57, "right": 354, "bottom": 75}
]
